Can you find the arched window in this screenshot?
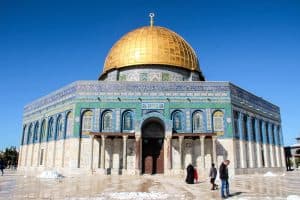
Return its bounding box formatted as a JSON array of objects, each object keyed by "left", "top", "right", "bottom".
[
  {"left": 213, "top": 110, "right": 224, "bottom": 133},
  {"left": 33, "top": 122, "right": 39, "bottom": 142},
  {"left": 65, "top": 111, "right": 73, "bottom": 137},
  {"left": 56, "top": 115, "right": 63, "bottom": 139},
  {"left": 172, "top": 111, "right": 183, "bottom": 132},
  {"left": 122, "top": 111, "right": 134, "bottom": 131},
  {"left": 82, "top": 110, "right": 93, "bottom": 132},
  {"left": 22, "top": 125, "right": 27, "bottom": 145},
  {"left": 102, "top": 111, "right": 113, "bottom": 131},
  {"left": 48, "top": 118, "right": 54, "bottom": 139},
  {"left": 40, "top": 120, "right": 46, "bottom": 141},
  {"left": 192, "top": 111, "right": 204, "bottom": 132},
  {"left": 27, "top": 124, "right": 33, "bottom": 144}
]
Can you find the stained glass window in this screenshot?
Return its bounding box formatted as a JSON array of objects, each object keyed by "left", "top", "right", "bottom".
[
  {"left": 123, "top": 111, "right": 133, "bottom": 131},
  {"left": 102, "top": 111, "right": 113, "bottom": 131},
  {"left": 172, "top": 111, "right": 183, "bottom": 131},
  {"left": 213, "top": 111, "right": 224, "bottom": 133},
  {"left": 82, "top": 111, "right": 93, "bottom": 132},
  {"left": 193, "top": 111, "right": 203, "bottom": 132}
]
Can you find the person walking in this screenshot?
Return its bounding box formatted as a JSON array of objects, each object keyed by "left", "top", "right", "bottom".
[
  {"left": 0, "top": 159, "right": 5, "bottom": 176},
  {"left": 185, "top": 164, "right": 194, "bottom": 184},
  {"left": 219, "top": 160, "right": 230, "bottom": 198},
  {"left": 209, "top": 163, "right": 217, "bottom": 190}
]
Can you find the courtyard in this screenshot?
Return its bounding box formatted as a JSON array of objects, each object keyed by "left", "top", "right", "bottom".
[{"left": 0, "top": 170, "right": 299, "bottom": 200}]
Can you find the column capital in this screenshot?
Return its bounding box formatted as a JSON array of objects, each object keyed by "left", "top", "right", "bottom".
[
  {"left": 165, "top": 135, "right": 172, "bottom": 140},
  {"left": 122, "top": 135, "right": 128, "bottom": 140},
  {"left": 212, "top": 135, "right": 217, "bottom": 140},
  {"left": 101, "top": 135, "right": 106, "bottom": 140},
  {"left": 200, "top": 135, "right": 206, "bottom": 140}
]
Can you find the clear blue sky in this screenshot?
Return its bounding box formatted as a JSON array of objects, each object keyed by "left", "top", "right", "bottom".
[{"left": 0, "top": 0, "right": 299, "bottom": 150}]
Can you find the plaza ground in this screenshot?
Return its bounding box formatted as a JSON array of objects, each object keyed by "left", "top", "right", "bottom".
[{"left": 0, "top": 170, "right": 299, "bottom": 200}]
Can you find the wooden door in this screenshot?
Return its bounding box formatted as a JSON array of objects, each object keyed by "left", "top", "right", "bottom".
[{"left": 142, "top": 138, "right": 164, "bottom": 174}]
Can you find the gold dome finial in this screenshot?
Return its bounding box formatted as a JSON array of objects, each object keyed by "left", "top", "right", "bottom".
[{"left": 149, "top": 13, "right": 155, "bottom": 26}]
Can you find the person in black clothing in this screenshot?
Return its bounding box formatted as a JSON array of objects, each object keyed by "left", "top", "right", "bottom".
[
  {"left": 219, "top": 160, "right": 230, "bottom": 198},
  {"left": 209, "top": 163, "right": 218, "bottom": 190},
  {"left": 185, "top": 164, "right": 194, "bottom": 184},
  {"left": 0, "top": 159, "right": 5, "bottom": 176}
]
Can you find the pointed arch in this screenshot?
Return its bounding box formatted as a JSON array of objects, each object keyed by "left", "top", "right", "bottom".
[
  {"left": 192, "top": 110, "right": 204, "bottom": 133},
  {"left": 56, "top": 115, "right": 63, "bottom": 139},
  {"left": 82, "top": 110, "right": 93, "bottom": 132},
  {"left": 171, "top": 110, "right": 183, "bottom": 132},
  {"left": 102, "top": 110, "right": 113, "bottom": 132},
  {"left": 122, "top": 110, "right": 134, "bottom": 132},
  {"left": 27, "top": 123, "right": 33, "bottom": 144},
  {"left": 212, "top": 110, "right": 224, "bottom": 134},
  {"left": 33, "top": 122, "right": 39, "bottom": 142},
  {"left": 40, "top": 119, "right": 46, "bottom": 141},
  {"left": 65, "top": 111, "right": 73, "bottom": 137},
  {"left": 47, "top": 117, "right": 54, "bottom": 140}
]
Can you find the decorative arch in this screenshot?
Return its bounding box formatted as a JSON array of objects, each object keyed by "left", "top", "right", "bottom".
[
  {"left": 81, "top": 110, "right": 93, "bottom": 132},
  {"left": 27, "top": 123, "right": 33, "bottom": 144},
  {"left": 192, "top": 110, "right": 204, "bottom": 133},
  {"left": 56, "top": 115, "right": 63, "bottom": 139},
  {"left": 47, "top": 117, "right": 54, "bottom": 140},
  {"left": 171, "top": 110, "right": 184, "bottom": 132},
  {"left": 65, "top": 111, "right": 73, "bottom": 137},
  {"left": 40, "top": 119, "right": 46, "bottom": 141},
  {"left": 22, "top": 125, "right": 27, "bottom": 145},
  {"left": 212, "top": 110, "right": 224, "bottom": 135},
  {"left": 33, "top": 122, "right": 39, "bottom": 142},
  {"left": 122, "top": 110, "right": 134, "bottom": 132},
  {"left": 101, "top": 110, "right": 113, "bottom": 132}
]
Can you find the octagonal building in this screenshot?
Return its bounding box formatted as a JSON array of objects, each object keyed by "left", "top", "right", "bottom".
[{"left": 18, "top": 18, "right": 286, "bottom": 176}]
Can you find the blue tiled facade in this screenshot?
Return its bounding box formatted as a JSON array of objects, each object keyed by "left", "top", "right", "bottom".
[{"left": 21, "top": 80, "right": 283, "bottom": 147}]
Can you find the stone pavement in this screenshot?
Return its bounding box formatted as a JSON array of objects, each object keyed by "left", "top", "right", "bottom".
[{"left": 0, "top": 170, "right": 299, "bottom": 200}]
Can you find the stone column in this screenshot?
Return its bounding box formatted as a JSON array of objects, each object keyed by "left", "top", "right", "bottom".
[
  {"left": 200, "top": 135, "right": 205, "bottom": 169},
  {"left": 90, "top": 135, "right": 94, "bottom": 171},
  {"left": 135, "top": 136, "right": 141, "bottom": 173},
  {"left": 279, "top": 127, "right": 286, "bottom": 167},
  {"left": 212, "top": 136, "right": 217, "bottom": 165},
  {"left": 179, "top": 136, "right": 184, "bottom": 169},
  {"left": 100, "top": 135, "right": 106, "bottom": 170},
  {"left": 274, "top": 126, "right": 280, "bottom": 167},
  {"left": 255, "top": 119, "right": 263, "bottom": 168},
  {"left": 122, "top": 135, "right": 128, "bottom": 170},
  {"left": 247, "top": 116, "right": 255, "bottom": 168},
  {"left": 238, "top": 112, "right": 246, "bottom": 168},
  {"left": 166, "top": 136, "right": 172, "bottom": 170}
]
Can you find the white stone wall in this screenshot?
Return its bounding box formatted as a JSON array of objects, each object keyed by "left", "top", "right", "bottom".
[{"left": 18, "top": 137, "right": 285, "bottom": 176}]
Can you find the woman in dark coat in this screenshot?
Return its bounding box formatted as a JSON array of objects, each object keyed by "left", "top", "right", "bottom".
[
  {"left": 0, "top": 159, "right": 5, "bottom": 176},
  {"left": 185, "top": 164, "right": 195, "bottom": 184}
]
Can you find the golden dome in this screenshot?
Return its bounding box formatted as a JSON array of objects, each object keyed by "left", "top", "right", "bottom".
[{"left": 103, "top": 26, "right": 200, "bottom": 73}]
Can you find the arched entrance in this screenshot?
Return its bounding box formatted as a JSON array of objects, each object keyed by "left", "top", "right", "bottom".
[{"left": 141, "top": 118, "right": 165, "bottom": 174}]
